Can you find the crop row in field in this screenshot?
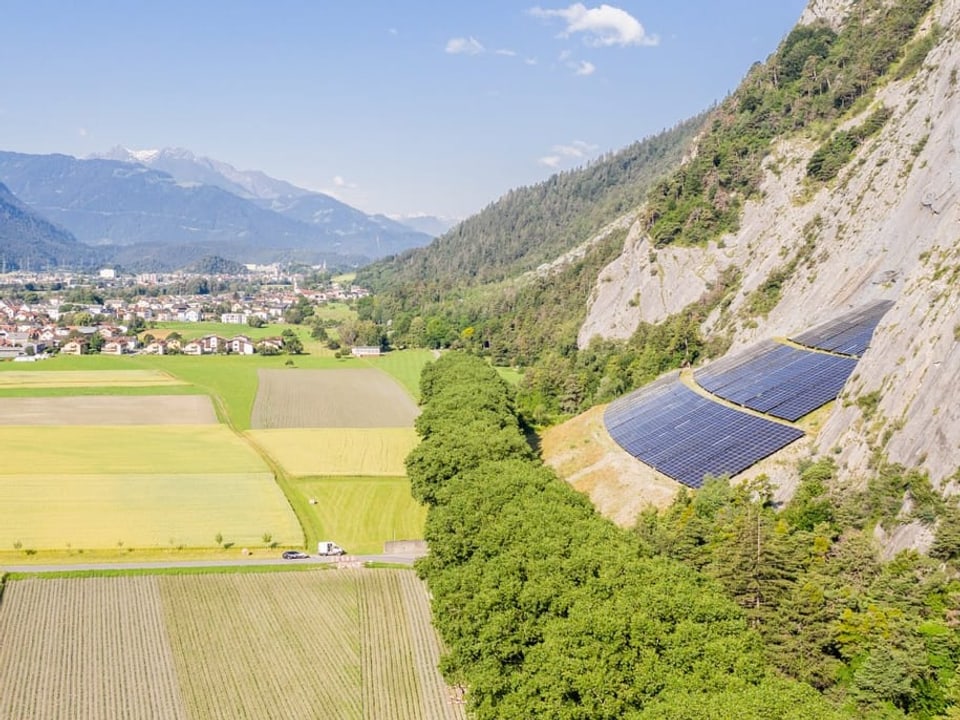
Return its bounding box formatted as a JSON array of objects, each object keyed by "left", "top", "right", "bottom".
[
  {"left": 0, "top": 577, "right": 187, "bottom": 720},
  {"left": 248, "top": 427, "right": 418, "bottom": 477},
  {"left": 0, "top": 571, "right": 465, "bottom": 720},
  {"left": 0, "top": 472, "right": 301, "bottom": 549},
  {"left": 251, "top": 369, "right": 420, "bottom": 429},
  {"left": 0, "top": 395, "right": 218, "bottom": 425},
  {"left": 0, "top": 369, "right": 184, "bottom": 389}
]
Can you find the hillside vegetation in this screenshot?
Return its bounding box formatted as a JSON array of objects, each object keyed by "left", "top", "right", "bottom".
[
  {"left": 413, "top": 353, "right": 960, "bottom": 718},
  {"left": 359, "top": 113, "right": 706, "bottom": 295},
  {"left": 410, "top": 354, "right": 842, "bottom": 719},
  {"left": 643, "top": 0, "right": 933, "bottom": 247}
]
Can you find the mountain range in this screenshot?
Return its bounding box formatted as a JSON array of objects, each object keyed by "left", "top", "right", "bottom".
[{"left": 0, "top": 147, "right": 435, "bottom": 271}]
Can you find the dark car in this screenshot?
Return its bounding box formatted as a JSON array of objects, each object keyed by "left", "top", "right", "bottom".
[{"left": 281, "top": 550, "right": 310, "bottom": 560}]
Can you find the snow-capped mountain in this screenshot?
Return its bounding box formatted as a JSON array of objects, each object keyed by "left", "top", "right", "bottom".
[{"left": 93, "top": 146, "right": 311, "bottom": 201}]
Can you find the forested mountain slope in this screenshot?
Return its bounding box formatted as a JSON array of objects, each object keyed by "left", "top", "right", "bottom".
[
  {"left": 0, "top": 182, "right": 99, "bottom": 271},
  {"left": 357, "top": 113, "right": 707, "bottom": 295}
]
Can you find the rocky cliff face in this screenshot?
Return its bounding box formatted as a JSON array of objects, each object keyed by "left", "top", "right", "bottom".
[{"left": 579, "top": 0, "right": 960, "bottom": 488}]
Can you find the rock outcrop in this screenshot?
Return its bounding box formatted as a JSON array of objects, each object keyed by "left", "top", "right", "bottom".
[{"left": 580, "top": 0, "right": 960, "bottom": 487}]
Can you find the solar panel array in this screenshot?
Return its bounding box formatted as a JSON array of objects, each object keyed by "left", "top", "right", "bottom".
[
  {"left": 790, "top": 299, "right": 893, "bottom": 356},
  {"left": 694, "top": 341, "right": 858, "bottom": 421},
  {"left": 605, "top": 381, "right": 804, "bottom": 489},
  {"left": 604, "top": 301, "right": 891, "bottom": 489}
]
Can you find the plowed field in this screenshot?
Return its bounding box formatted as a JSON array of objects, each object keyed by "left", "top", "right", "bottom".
[
  {"left": 0, "top": 571, "right": 466, "bottom": 720},
  {"left": 251, "top": 369, "right": 419, "bottom": 429},
  {"left": 0, "top": 395, "right": 217, "bottom": 425}
]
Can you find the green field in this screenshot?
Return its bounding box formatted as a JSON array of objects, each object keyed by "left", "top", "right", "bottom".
[
  {"left": 364, "top": 349, "right": 435, "bottom": 400},
  {"left": 291, "top": 476, "right": 427, "bottom": 555},
  {"left": 0, "top": 353, "right": 430, "bottom": 557},
  {"left": 494, "top": 365, "right": 524, "bottom": 386}
]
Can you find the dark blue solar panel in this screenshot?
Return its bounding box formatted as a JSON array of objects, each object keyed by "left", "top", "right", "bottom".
[
  {"left": 605, "top": 382, "right": 804, "bottom": 489},
  {"left": 790, "top": 300, "right": 893, "bottom": 356},
  {"left": 694, "top": 342, "right": 856, "bottom": 421}
]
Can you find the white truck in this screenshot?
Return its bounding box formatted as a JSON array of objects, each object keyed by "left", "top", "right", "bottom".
[{"left": 317, "top": 541, "right": 346, "bottom": 556}]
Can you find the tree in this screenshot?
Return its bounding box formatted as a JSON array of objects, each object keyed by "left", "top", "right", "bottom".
[{"left": 281, "top": 329, "right": 303, "bottom": 355}]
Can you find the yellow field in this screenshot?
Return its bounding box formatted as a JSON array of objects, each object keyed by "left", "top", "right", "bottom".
[
  {"left": 0, "top": 369, "right": 185, "bottom": 388},
  {"left": 0, "top": 473, "right": 302, "bottom": 549},
  {"left": 248, "top": 428, "right": 419, "bottom": 476},
  {"left": 0, "top": 425, "right": 267, "bottom": 475}
]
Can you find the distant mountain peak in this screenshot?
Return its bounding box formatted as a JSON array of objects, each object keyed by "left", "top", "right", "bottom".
[
  {"left": 91, "top": 145, "right": 312, "bottom": 201},
  {"left": 130, "top": 148, "right": 162, "bottom": 163}
]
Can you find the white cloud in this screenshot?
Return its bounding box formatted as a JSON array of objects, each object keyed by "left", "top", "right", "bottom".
[
  {"left": 78, "top": 127, "right": 89, "bottom": 137},
  {"left": 538, "top": 140, "right": 599, "bottom": 167},
  {"left": 388, "top": 27, "right": 398, "bottom": 36},
  {"left": 529, "top": 3, "right": 658, "bottom": 47},
  {"left": 333, "top": 175, "right": 357, "bottom": 189},
  {"left": 494, "top": 48, "right": 517, "bottom": 57},
  {"left": 445, "top": 36, "right": 485, "bottom": 55},
  {"left": 573, "top": 60, "right": 595, "bottom": 76}
]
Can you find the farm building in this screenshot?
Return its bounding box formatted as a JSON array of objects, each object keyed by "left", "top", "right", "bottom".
[{"left": 351, "top": 346, "right": 382, "bottom": 357}]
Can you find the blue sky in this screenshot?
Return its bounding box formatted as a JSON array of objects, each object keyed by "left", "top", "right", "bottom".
[{"left": 0, "top": 1, "right": 807, "bottom": 220}]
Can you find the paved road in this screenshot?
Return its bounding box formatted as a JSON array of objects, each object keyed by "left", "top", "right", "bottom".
[{"left": 1, "top": 553, "right": 425, "bottom": 574}]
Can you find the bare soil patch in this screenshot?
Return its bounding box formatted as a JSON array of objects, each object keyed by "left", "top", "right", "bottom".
[
  {"left": 0, "top": 395, "right": 217, "bottom": 425},
  {"left": 251, "top": 369, "right": 420, "bottom": 429},
  {"left": 540, "top": 405, "right": 680, "bottom": 527}
]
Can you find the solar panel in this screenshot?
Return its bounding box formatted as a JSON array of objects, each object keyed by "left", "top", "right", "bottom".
[
  {"left": 605, "top": 382, "right": 804, "bottom": 489},
  {"left": 603, "top": 301, "right": 890, "bottom": 489},
  {"left": 695, "top": 342, "right": 856, "bottom": 421},
  {"left": 790, "top": 299, "right": 893, "bottom": 356}
]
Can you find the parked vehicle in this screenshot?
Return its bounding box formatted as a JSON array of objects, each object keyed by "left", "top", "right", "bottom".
[
  {"left": 317, "top": 541, "right": 346, "bottom": 556},
  {"left": 282, "top": 550, "right": 309, "bottom": 560}
]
